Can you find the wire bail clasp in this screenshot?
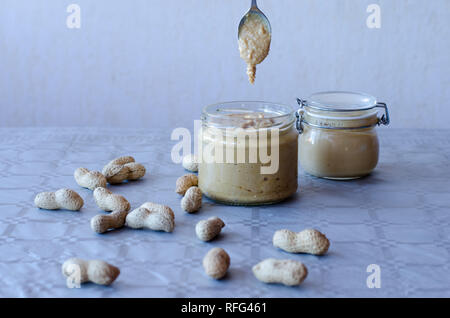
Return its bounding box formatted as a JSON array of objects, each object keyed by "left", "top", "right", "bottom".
[
  {"left": 376, "top": 102, "right": 390, "bottom": 126},
  {"left": 296, "top": 98, "right": 306, "bottom": 133}
]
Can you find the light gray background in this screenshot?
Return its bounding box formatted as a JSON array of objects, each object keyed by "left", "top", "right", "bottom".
[{"left": 1, "top": 0, "right": 449, "bottom": 129}]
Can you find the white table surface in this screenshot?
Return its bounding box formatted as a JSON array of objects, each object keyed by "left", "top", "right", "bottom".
[{"left": 0, "top": 127, "right": 449, "bottom": 298}]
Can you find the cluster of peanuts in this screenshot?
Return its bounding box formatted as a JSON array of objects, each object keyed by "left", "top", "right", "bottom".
[
  {"left": 35, "top": 154, "right": 331, "bottom": 288},
  {"left": 35, "top": 155, "right": 175, "bottom": 285}
]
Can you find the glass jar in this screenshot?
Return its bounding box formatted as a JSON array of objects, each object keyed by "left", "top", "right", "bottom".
[
  {"left": 297, "top": 91, "right": 390, "bottom": 179},
  {"left": 198, "top": 101, "right": 298, "bottom": 205}
]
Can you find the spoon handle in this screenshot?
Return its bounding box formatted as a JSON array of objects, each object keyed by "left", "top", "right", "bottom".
[{"left": 251, "top": 0, "right": 258, "bottom": 9}]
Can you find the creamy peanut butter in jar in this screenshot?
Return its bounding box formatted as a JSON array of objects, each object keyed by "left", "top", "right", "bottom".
[
  {"left": 297, "top": 91, "right": 390, "bottom": 179},
  {"left": 198, "top": 102, "right": 298, "bottom": 205}
]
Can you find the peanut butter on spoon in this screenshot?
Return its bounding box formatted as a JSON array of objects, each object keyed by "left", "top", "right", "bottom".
[{"left": 238, "top": 1, "right": 272, "bottom": 84}]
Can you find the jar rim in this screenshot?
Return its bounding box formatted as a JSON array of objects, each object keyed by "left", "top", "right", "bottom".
[{"left": 202, "top": 101, "right": 295, "bottom": 120}]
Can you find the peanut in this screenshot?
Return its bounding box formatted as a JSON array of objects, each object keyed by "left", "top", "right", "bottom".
[
  {"left": 34, "top": 188, "right": 83, "bottom": 211},
  {"left": 273, "top": 229, "right": 330, "bottom": 255},
  {"left": 182, "top": 154, "right": 198, "bottom": 172},
  {"left": 102, "top": 156, "right": 146, "bottom": 184},
  {"left": 74, "top": 167, "right": 107, "bottom": 190},
  {"left": 93, "top": 187, "right": 130, "bottom": 213},
  {"left": 252, "top": 259, "right": 308, "bottom": 286},
  {"left": 175, "top": 174, "right": 198, "bottom": 195},
  {"left": 181, "top": 186, "right": 202, "bottom": 213},
  {"left": 203, "top": 247, "right": 230, "bottom": 280},
  {"left": 125, "top": 202, "right": 175, "bottom": 232},
  {"left": 90, "top": 211, "right": 128, "bottom": 234},
  {"left": 196, "top": 217, "right": 225, "bottom": 241},
  {"left": 62, "top": 258, "right": 120, "bottom": 286}
]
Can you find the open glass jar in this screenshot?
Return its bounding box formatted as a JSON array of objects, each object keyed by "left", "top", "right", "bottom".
[
  {"left": 297, "top": 91, "right": 390, "bottom": 179},
  {"left": 198, "top": 101, "right": 298, "bottom": 205}
]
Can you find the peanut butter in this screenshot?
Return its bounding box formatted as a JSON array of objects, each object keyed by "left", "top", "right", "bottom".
[
  {"left": 238, "top": 13, "right": 271, "bottom": 84},
  {"left": 199, "top": 108, "right": 297, "bottom": 205}
]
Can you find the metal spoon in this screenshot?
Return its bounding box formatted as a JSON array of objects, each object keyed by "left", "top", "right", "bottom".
[{"left": 238, "top": 0, "right": 272, "bottom": 38}]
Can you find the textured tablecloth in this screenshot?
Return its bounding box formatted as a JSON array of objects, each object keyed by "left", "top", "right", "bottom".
[{"left": 0, "top": 127, "right": 449, "bottom": 298}]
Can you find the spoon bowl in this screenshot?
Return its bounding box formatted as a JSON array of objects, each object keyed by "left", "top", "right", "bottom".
[{"left": 238, "top": 0, "right": 272, "bottom": 39}]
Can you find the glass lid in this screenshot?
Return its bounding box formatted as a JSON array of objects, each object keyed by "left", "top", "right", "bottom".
[{"left": 305, "top": 91, "right": 378, "bottom": 112}]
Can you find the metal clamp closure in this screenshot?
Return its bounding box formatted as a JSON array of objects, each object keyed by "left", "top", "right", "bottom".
[
  {"left": 295, "top": 98, "right": 306, "bottom": 133},
  {"left": 375, "top": 102, "right": 390, "bottom": 126}
]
